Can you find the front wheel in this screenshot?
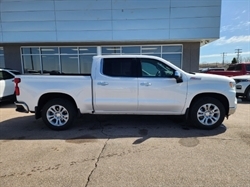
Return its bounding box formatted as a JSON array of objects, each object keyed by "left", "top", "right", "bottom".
[
  {"left": 42, "top": 98, "right": 76, "bottom": 130},
  {"left": 245, "top": 88, "right": 250, "bottom": 101},
  {"left": 190, "top": 97, "right": 225, "bottom": 130}
]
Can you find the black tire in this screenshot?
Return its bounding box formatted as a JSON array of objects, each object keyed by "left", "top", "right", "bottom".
[
  {"left": 42, "top": 98, "right": 76, "bottom": 130},
  {"left": 245, "top": 87, "right": 250, "bottom": 101},
  {"left": 190, "top": 97, "right": 225, "bottom": 130}
]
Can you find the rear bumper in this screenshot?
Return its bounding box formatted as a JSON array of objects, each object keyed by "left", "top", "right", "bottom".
[{"left": 15, "top": 101, "right": 29, "bottom": 113}]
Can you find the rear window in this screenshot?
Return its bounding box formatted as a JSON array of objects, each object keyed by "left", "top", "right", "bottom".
[
  {"left": 10, "top": 71, "right": 21, "bottom": 75},
  {"left": 103, "top": 58, "right": 137, "bottom": 77},
  {"left": 0, "top": 71, "right": 14, "bottom": 80},
  {"left": 227, "top": 64, "right": 242, "bottom": 71},
  {"left": 246, "top": 64, "right": 250, "bottom": 71}
]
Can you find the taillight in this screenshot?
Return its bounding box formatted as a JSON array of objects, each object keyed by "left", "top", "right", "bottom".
[{"left": 14, "top": 78, "right": 21, "bottom": 95}]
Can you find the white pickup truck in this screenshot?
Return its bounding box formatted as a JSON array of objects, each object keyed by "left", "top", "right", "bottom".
[{"left": 14, "top": 55, "right": 237, "bottom": 130}]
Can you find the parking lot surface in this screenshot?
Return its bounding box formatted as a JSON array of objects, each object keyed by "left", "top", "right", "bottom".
[{"left": 0, "top": 101, "right": 249, "bottom": 187}]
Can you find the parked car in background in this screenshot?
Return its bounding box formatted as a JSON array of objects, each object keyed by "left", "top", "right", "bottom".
[
  {"left": 199, "top": 68, "right": 225, "bottom": 73},
  {"left": 232, "top": 75, "right": 250, "bottom": 101},
  {"left": 0, "top": 68, "right": 21, "bottom": 102},
  {"left": 205, "top": 63, "right": 250, "bottom": 77}
]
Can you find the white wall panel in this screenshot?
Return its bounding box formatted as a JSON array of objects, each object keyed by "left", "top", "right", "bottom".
[
  {"left": 112, "top": 0, "right": 170, "bottom": 9},
  {"left": 55, "top": 0, "right": 111, "bottom": 10},
  {"left": 57, "top": 31, "right": 113, "bottom": 41},
  {"left": 170, "top": 28, "right": 219, "bottom": 39},
  {"left": 1, "top": 0, "right": 53, "bottom": 1},
  {"left": 1, "top": 11, "right": 55, "bottom": 22},
  {"left": 113, "top": 30, "right": 170, "bottom": 41},
  {"left": 113, "top": 19, "right": 169, "bottom": 30},
  {"left": 170, "top": 17, "right": 220, "bottom": 29},
  {"left": 0, "top": 32, "right": 2, "bottom": 43},
  {"left": 112, "top": 8, "right": 169, "bottom": 20},
  {"left": 2, "top": 22, "right": 56, "bottom": 31},
  {"left": 56, "top": 21, "right": 112, "bottom": 31},
  {"left": 0, "top": 0, "right": 221, "bottom": 43},
  {"left": 2, "top": 32, "right": 57, "bottom": 42},
  {"left": 171, "top": 0, "right": 221, "bottom": 7},
  {"left": 1, "top": 1, "right": 54, "bottom": 12},
  {"left": 55, "top": 10, "right": 112, "bottom": 21},
  {"left": 171, "top": 6, "right": 221, "bottom": 18}
]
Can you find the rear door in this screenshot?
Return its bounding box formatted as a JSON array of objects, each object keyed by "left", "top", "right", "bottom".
[
  {"left": 137, "top": 58, "right": 187, "bottom": 114},
  {"left": 93, "top": 58, "right": 138, "bottom": 113}
]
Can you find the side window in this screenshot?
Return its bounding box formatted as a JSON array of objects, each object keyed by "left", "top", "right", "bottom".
[
  {"left": 2, "top": 71, "right": 14, "bottom": 80},
  {"left": 227, "top": 66, "right": 235, "bottom": 70},
  {"left": 140, "top": 58, "right": 174, "bottom": 78},
  {"left": 235, "top": 64, "right": 242, "bottom": 71},
  {"left": 0, "top": 71, "right": 3, "bottom": 80},
  {"left": 246, "top": 64, "right": 250, "bottom": 71},
  {"left": 103, "top": 58, "right": 136, "bottom": 77}
]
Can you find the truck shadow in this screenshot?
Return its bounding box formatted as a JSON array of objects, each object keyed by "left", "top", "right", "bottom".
[
  {"left": 0, "top": 101, "right": 15, "bottom": 108},
  {"left": 0, "top": 114, "right": 226, "bottom": 144}
]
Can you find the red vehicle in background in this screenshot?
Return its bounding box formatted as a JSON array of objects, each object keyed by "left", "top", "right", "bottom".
[{"left": 206, "top": 63, "right": 250, "bottom": 77}]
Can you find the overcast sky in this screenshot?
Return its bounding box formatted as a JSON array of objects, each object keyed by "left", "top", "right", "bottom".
[{"left": 200, "top": 0, "right": 250, "bottom": 63}]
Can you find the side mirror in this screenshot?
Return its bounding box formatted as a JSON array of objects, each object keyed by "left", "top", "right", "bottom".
[{"left": 174, "top": 71, "right": 183, "bottom": 83}]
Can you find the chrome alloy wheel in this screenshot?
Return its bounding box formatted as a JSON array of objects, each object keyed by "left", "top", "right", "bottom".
[
  {"left": 46, "top": 105, "right": 69, "bottom": 126},
  {"left": 197, "top": 103, "right": 220, "bottom": 126}
]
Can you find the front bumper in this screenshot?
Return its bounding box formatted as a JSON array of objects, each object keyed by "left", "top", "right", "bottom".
[
  {"left": 228, "top": 97, "right": 237, "bottom": 115},
  {"left": 15, "top": 102, "right": 29, "bottom": 113}
]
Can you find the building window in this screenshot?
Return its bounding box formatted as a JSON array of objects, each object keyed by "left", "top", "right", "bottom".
[
  {"left": 101, "top": 45, "right": 183, "bottom": 68},
  {"left": 141, "top": 46, "right": 161, "bottom": 57},
  {"left": 0, "top": 47, "right": 5, "bottom": 68},
  {"left": 21, "top": 45, "right": 183, "bottom": 74},
  {"left": 21, "top": 47, "right": 97, "bottom": 74},
  {"left": 162, "top": 46, "right": 182, "bottom": 67},
  {"left": 79, "top": 47, "right": 97, "bottom": 74},
  {"left": 102, "top": 46, "right": 121, "bottom": 55},
  {"left": 122, "top": 46, "right": 140, "bottom": 54}
]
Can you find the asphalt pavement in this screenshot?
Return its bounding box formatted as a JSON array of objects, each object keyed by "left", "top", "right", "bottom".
[{"left": 0, "top": 100, "right": 249, "bottom": 187}]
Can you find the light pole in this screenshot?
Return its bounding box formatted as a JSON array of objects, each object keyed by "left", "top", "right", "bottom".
[
  {"left": 235, "top": 49, "right": 242, "bottom": 63},
  {"left": 222, "top": 52, "right": 227, "bottom": 65}
]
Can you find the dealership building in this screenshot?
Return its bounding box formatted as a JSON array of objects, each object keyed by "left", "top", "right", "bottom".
[{"left": 0, "top": 0, "right": 221, "bottom": 74}]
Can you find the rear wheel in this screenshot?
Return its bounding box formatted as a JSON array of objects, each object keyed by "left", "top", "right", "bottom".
[
  {"left": 42, "top": 98, "right": 76, "bottom": 130},
  {"left": 190, "top": 97, "right": 225, "bottom": 130}
]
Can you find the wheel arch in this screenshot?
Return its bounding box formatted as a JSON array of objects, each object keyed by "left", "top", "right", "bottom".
[
  {"left": 189, "top": 93, "right": 229, "bottom": 116},
  {"left": 36, "top": 92, "right": 78, "bottom": 119},
  {"left": 244, "top": 85, "right": 250, "bottom": 95},
  {"left": 244, "top": 85, "right": 250, "bottom": 100}
]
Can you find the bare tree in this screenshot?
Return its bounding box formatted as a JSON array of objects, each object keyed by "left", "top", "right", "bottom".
[{"left": 243, "top": 56, "right": 250, "bottom": 62}]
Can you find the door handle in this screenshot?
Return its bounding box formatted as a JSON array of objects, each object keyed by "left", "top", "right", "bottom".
[
  {"left": 97, "top": 82, "right": 109, "bottom": 86},
  {"left": 140, "top": 82, "right": 152, "bottom": 86}
]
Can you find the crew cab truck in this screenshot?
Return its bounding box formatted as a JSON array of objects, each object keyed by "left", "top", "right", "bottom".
[
  {"left": 14, "top": 55, "right": 237, "bottom": 130},
  {"left": 206, "top": 63, "right": 250, "bottom": 77}
]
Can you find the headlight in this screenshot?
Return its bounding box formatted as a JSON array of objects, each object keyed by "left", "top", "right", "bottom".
[{"left": 229, "top": 82, "right": 236, "bottom": 89}]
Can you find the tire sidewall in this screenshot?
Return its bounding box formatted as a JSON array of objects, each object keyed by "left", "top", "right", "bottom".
[
  {"left": 190, "top": 97, "right": 225, "bottom": 130},
  {"left": 246, "top": 87, "right": 250, "bottom": 101},
  {"left": 42, "top": 98, "right": 76, "bottom": 130}
]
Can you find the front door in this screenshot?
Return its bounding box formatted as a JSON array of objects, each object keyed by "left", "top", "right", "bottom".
[{"left": 138, "top": 58, "right": 187, "bottom": 114}]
